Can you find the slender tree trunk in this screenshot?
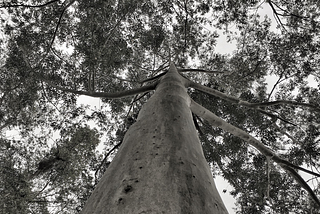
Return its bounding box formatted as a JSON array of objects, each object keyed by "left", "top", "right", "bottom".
[{"left": 81, "top": 63, "right": 228, "bottom": 214}]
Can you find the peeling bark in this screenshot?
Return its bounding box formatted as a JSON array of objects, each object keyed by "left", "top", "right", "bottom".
[{"left": 81, "top": 63, "right": 228, "bottom": 214}]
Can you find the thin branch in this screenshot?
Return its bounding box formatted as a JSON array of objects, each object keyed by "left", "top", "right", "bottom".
[
  {"left": 45, "top": 80, "right": 158, "bottom": 99},
  {"left": 235, "top": 55, "right": 268, "bottom": 84},
  {"left": 94, "top": 141, "right": 122, "bottom": 181},
  {"left": 280, "top": 164, "right": 320, "bottom": 206},
  {"left": 112, "top": 75, "right": 136, "bottom": 83},
  {"left": 267, "top": 75, "right": 283, "bottom": 101},
  {"left": 183, "top": 0, "right": 188, "bottom": 52},
  {"left": 266, "top": 155, "right": 271, "bottom": 200},
  {"left": 0, "top": 0, "right": 59, "bottom": 8},
  {"left": 273, "top": 123, "right": 300, "bottom": 144},
  {"left": 102, "top": 12, "right": 128, "bottom": 49},
  {"left": 271, "top": 0, "right": 309, "bottom": 20},
  {"left": 139, "top": 71, "right": 167, "bottom": 84},
  {"left": 259, "top": 108, "right": 297, "bottom": 126},
  {"left": 49, "top": 0, "right": 76, "bottom": 49},
  {"left": 178, "top": 68, "right": 225, "bottom": 74},
  {"left": 268, "top": 0, "right": 287, "bottom": 32},
  {"left": 130, "top": 91, "right": 151, "bottom": 105},
  {"left": 190, "top": 99, "right": 320, "bottom": 206},
  {"left": 188, "top": 80, "right": 239, "bottom": 103},
  {"left": 248, "top": 100, "right": 320, "bottom": 112}
]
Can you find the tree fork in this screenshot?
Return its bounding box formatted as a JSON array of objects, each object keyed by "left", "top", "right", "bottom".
[{"left": 81, "top": 63, "right": 228, "bottom": 214}]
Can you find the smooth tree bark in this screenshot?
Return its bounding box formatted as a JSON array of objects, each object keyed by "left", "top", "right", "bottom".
[{"left": 81, "top": 63, "right": 228, "bottom": 214}]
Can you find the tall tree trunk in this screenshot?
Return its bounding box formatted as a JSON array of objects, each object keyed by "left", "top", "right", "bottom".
[{"left": 81, "top": 63, "right": 228, "bottom": 214}]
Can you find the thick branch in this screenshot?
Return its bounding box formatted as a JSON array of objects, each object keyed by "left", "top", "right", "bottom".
[
  {"left": 46, "top": 81, "right": 157, "bottom": 99},
  {"left": 190, "top": 99, "right": 320, "bottom": 206}
]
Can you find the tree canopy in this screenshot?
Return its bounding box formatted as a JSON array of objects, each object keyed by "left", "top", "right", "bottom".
[{"left": 1, "top": 0, "right": 320, "bottom": 213}]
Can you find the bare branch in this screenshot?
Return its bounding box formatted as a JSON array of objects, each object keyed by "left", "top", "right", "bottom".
[
  {"left": 258, "top": 108, "right": 297, "bottom": 126},
  {"left": 248, "top": 100, "right": 320, "bottom": 112},
  {"left": 130, "top": 91, "right": 151, "bottom": 105},
  {"left": 191, "top": 98, "right": 275, "bottom": 157},
  {"left": 139, "top": 72, "right": 167, "bottom": 84},
  {"left": 95, "top": 141, "right": 122, "bottom": 182},
  {"left": 102, "top": 12, "right": 128, "bottom": 49},
  {"left": 0, "top": 0, "right": 59, "bottom": 8},
  {"left": 178, "top": 68, "right": 225, "bottom": 74},
  {"left": 267, "top": 75, "right": 283, "bottom": 101},
  {"left": 49, "top": 0, "right": 77, "bottom": 49},
  {"left": 45, "top": 80, "right": 158, "bottom": 99},
  {"left": 268, "top": 0, "right": 287, "bottom": 32},
  {"left": 190, "top": 99, "right": 320, "bottom": 206}
]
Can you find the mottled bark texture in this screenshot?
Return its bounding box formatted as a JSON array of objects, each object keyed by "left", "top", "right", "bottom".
[{"left": 81, "top": 63, "right": 228, "bottom": 214}]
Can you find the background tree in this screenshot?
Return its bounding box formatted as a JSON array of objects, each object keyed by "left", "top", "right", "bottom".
[{"left": 0, "top": 0, "right": 320, "bottom": 213}]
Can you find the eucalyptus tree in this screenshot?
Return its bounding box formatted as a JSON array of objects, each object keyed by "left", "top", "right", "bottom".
[{"left": 0, "top": 0, "right": 320, "bottom": 213}]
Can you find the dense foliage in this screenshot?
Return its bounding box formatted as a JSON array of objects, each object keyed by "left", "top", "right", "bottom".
[{"left": 1, "top": 0, "right": 320, "bottom": 213}]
